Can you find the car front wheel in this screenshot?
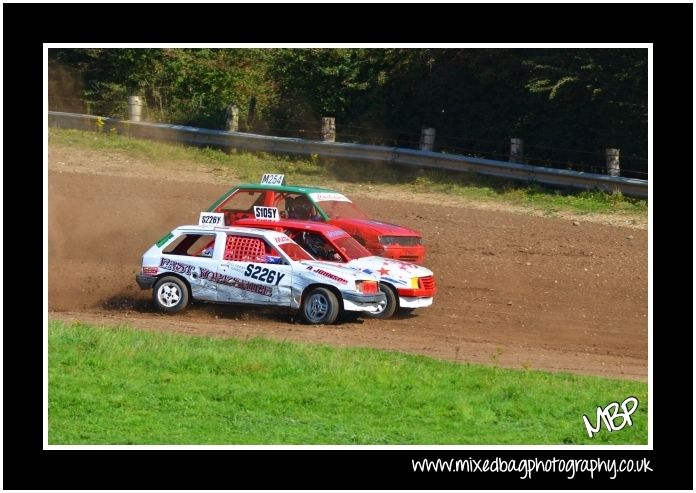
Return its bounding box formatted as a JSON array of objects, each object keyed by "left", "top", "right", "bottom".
[
  {"left": 302, "top": 287, "right": 339, "bottom": 324},
  {"left": 365, "top": 284, "right": 397, "bottom": 319},
  {"left": 153, "top": 276, "right": 190, "bottom": 313}
]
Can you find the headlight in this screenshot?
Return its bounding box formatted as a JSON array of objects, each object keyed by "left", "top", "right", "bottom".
[
  {"left": 378, "top": 236, "right": 422, "bottom": 246},
  {"left": 356, "top": 280, "right": 379, "bottom": 294}
]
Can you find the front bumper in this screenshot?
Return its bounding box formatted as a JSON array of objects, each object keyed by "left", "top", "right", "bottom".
[
  {"left": 342, "top": 291, "right": 387, "bottom": 313},
  {"left": 398, "top": 296, "right": 433, "bottom": 309},
  {"left": 342, "top": 291, "right": 386, "bottom": 304},
  {"left": 136, "top": 274, "right": 156, "bottom": 290}
]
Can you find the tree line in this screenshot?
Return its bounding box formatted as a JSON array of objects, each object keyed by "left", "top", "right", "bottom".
[{"left": 48, "top": 48, "right": 648, "bottom": 175}]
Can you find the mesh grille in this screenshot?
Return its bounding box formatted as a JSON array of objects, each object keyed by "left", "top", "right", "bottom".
[{"left": 224, "top": 235, "right": 266, "bottom": 262}]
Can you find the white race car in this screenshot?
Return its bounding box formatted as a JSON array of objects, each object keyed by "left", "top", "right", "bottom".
[{"left": 135, "top": 213, "right": 386, "bottom": 324}]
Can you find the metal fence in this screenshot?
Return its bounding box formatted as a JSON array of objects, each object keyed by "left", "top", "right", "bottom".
[{"left": 48, "top": 111, "right": 648, "bottom": 198}]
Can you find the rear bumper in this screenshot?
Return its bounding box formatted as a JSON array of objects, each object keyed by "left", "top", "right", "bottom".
[{"left": 136, "top": 274, "right": 156, "bottom": 290}]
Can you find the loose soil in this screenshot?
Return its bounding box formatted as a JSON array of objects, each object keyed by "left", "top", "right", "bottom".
[{"left": 48, "top": 146, "right": 648, "bottom": 380}]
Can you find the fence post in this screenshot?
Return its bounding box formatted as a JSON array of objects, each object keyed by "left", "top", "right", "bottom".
[
  {"left": 226, "top": 104, "right": 239, "bottom": 132},
  {"left": 606, "top": 148, "right": 620, "bottom": 177},
  {"left": 321, "top": 117, "right": 336, "bottom": 142},
  {"left": 247, "top": 97, "right": 256, "bottom": 130},
  {"left": 420, "top": 127, "right": 436, "bottom": 151},
  {"left": 128, "top": 96, "right": 143, "bottom": 122},
  {"left": 510, "top": 138, "right": 524, "bottom": 163}
]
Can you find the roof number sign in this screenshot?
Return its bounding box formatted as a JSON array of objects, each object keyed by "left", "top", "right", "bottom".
[
  {"left": 199, "top": 212, "right": 224, "bottom": 227},
  {"left": 253, "top": 206, "right": 280, "bottom": 222},
  {"left": 260, "top": 174, "right": 286, "bottom": 185}
]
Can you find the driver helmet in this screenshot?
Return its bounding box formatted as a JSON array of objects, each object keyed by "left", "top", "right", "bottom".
[
  {"left": 289, "top": 196, "right": 318, "bottom": 220},
  {"left": 302, "top": 232, "right": 329, "bottom": 259}
]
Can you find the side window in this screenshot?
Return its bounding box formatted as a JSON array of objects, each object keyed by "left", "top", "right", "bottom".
[
  {"left": 284, "top": 193, "right": 320, "bottom": 220},
  {"left": 261, "top": 240, "right": 284, "bottom": 264},
  {"left": 217, "top": 190, "right": 265, "bottom": 211},
  {"left": 163, "top": 234, "right": 217, "bottom": 257},
  {"left": 275, "top": 193, "right": 300, "bottom": 218},
  {"left": 224, "top": 235, "right": 284, "bottom": 264},
  {"left": 294, "top": 232, "right": 340, "bottom": 261},
  {"left": 216, "top": 190, "right": 268, "bottom": 224}
]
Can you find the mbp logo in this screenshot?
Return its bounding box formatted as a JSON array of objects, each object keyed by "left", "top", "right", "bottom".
[{"left": 582, "top": 396, "right": 639, "bottom": 438}]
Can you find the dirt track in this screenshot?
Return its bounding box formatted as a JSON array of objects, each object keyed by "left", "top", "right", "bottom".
[{"left": 48, "top": 146, "right": 648, "bottom": 380}]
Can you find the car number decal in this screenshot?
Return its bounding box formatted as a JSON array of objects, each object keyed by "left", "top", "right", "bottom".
[
  {"left": 244, "top": 264, "right": 286, "bottom": 285},
  {"left": 253, "top": 206, "right": 280, "bottom": 221},
  {"left": 199, "top": 212, "right": 224, "bottom": 226},
  {"left": 260, "top": 173, "right": 285, "bottom": 185}
]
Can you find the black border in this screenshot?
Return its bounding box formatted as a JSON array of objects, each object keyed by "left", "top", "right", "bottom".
[{"left": 6, "top": 2, "right": 692, "bottom": 490}]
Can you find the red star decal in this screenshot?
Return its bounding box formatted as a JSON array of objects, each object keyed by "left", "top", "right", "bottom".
[
  {"left": 377, "top": 267, "right": 390, "bottom": 276},
  {"left": 399, "top": 263, "right": 410, "bottom": 270}
]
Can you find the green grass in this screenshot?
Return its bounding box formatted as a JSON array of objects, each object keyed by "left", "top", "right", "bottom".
[
  {"left": 49, "top": 128, "right": 647, "bottom": 217},
  {"left": 49, "top": 321, "right": 648, "bottom": 445}
]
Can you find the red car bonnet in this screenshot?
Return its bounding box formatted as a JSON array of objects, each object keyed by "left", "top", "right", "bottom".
[{"left": 328, "top": 217, "right": 421, "bottom": 237}]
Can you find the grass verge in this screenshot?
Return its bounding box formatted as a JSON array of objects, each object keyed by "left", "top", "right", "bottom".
[
  {"left": 49, "top": 321, "right": 647, "bottom": 445},
  {"left": 49, "top": 128, "right": 647, "bottom": 217}
]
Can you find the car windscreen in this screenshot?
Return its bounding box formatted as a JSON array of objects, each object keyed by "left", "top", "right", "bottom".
[
  {"left": 333, "top": 235, "right": 372, "bottom": 259},
  {"left": 314, "top": 200, "right": 368, "bottom": 219},
  {"left": 278, "top": 242, "right": 315, "bottom": 261}
]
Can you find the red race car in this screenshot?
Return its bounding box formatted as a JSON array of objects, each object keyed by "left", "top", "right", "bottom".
[
  {"left": 207, "top": 174, "right": 426, "bottom": 263},
  {"left": 235, "top": 215, "right": 436, "bottom": 318}
]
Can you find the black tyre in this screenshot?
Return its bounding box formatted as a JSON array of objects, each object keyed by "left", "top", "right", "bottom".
[
  {"left": 301, "top": 287, "right": 340, "bottom": 324},
  {"left": 153, "top": 276, "right": 190, "bottom": 313},
  {"left": 365, "top": 284, "right": 397, "bottom": 319}
]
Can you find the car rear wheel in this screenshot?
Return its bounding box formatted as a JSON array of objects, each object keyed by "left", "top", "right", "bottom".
[
  {"left": 302, "top": 287, "right": 339, "bottom": 324},
  {"left": 153, "top": 276, "right": 190, "bottom": 313},
  {"left": 365, "top": 284, "right": 397, "bottom": 319}
]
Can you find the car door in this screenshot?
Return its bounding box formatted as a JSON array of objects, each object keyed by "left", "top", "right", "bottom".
[{"left": 216, "top": 234, "right": 293, "bottom": 306}]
